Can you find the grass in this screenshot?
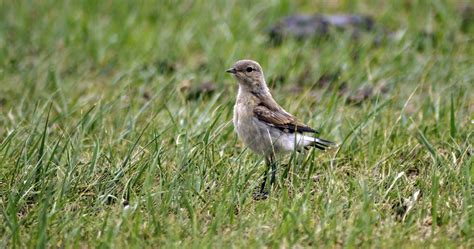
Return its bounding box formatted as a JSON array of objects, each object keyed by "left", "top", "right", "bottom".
[{"left": 0, "top": 0, "right": 473, "bottom": 248}]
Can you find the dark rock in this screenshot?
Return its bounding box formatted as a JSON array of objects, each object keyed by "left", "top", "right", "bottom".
[
  {"left": 346, "top": 85, "right": 374, "bottom": 105},
  {"left": 179, "top": 80, "right": 217, "bottom": 100},
  {"left": 345, "top": 82, "right": 390, "bottom": 105},
  {"left": 325, "top": 14, "right": 374, "bottom": 30},
  {"left": 155, "top": 59, "right": 176, "bottom": 74},
  {"left": 460, "top": 4, "right": 474, "bottom": 33},
  {"left": 143, "top": 91, "right": 151, "bottom": 101},
  {"left": 316, "top": 71, "right": 341, "bottom": 88},
  {"left": 268, "top": 14, "right": 375, "bottom": 43},
  {"left": 269, "top": 15, "right": 329, "bottom": 44}
]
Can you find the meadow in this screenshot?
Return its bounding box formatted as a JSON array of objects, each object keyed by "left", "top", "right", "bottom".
[{"left": 0, "top": 0, "right": 473, "bottom": 248}]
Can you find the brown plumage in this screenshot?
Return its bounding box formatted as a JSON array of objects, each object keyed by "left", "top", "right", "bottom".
[
  {"left": 253, "top": 103, "right": 317, "bottom": 134},
  {"left": 226, "top": 59, "right": 336, "bottom": 199}
]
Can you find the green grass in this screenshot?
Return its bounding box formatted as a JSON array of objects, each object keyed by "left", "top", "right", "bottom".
[{"left": 0, "top": 0, "right": 473, "bottom": 248}]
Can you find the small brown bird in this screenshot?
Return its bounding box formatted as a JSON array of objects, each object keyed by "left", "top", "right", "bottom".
[{"left": 226, "top": 59, "right": 335, "bottom": 197}]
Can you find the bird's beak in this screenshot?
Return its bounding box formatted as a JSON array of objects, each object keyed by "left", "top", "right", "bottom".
[{"left": 225, "top": 68, "right": 237, "bottom": 74}]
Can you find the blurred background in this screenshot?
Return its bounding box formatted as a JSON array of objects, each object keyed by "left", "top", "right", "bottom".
[
  {"left": 1, "top": 0, "right": 472, "bottom": 105},
  {"left": 0, "top": 0, "right": 473, "bottom": 247}
]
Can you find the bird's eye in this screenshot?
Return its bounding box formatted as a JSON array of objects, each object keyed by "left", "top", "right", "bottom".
[{"left": 246, "top": 67, "right": 253, "bottom": 72}]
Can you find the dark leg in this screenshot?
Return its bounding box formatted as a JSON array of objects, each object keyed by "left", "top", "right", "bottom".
[
  {"left": 264, "top": 154, "right": 276, "bottom": 190},
  {"left": 253, "top": 157, "right": 272, "bottom": 200},
  {"left": 261, "top": 156, "right": 273, "bottom": 193},
  {"left": 264, "top": 152, "right": 276, "bottom": 187},
  {"left": 270, "top": 159, "right": 277, "bottom": 187},
  {"left": 259, "top": 168, "right": 268, "bottom": 194}
]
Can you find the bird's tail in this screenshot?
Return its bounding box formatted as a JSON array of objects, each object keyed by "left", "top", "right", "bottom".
[{"left": 304, "top": 136, "right": 336, "bottom": 151}]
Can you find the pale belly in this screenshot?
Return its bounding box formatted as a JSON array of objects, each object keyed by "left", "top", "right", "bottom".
[{"left": 233, "top": 104, "right": 301, "bottom": 156}]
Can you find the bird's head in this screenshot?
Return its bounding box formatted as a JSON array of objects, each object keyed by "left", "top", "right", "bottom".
[{"left": 226, "top": 60, "right": 268, "bottom": 93}]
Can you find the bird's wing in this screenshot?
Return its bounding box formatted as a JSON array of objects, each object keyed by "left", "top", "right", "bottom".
[{"left": 253, "top": 103, "right": 318, "bottom": 134}]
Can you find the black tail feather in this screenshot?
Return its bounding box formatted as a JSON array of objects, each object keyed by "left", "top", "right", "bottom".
[{"left": 307, "top": 137, "right": 336, "bottom": 151}]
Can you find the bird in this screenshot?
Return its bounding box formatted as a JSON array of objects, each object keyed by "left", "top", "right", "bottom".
[{"left": 226, "top": 59, "right": 335, "bottom": 198}]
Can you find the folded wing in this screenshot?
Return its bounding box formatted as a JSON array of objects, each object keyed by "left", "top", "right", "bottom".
[{"left": 253, "top": 103, "right": 318, "bottom": 134}]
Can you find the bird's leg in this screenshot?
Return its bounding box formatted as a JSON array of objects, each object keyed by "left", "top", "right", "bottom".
[
  {"left": 270, "top": 158, "right": 276, "bottom": 187},
  {"left": 254, "top": 155, "right": 276, "bottom": 200},
  {"left": 259, "top": 157, "right": 271, "bottom": 194},
  {"left": 253, "top": 157, "right": 271, "bottom": 200},
  {"left": 259, "top": 172, "right": 267, "bottom": 194}
]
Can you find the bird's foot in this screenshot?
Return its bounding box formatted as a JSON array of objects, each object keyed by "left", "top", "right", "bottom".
[{"left": 252, "top": 190, "right": 269, "bottom": 201}]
